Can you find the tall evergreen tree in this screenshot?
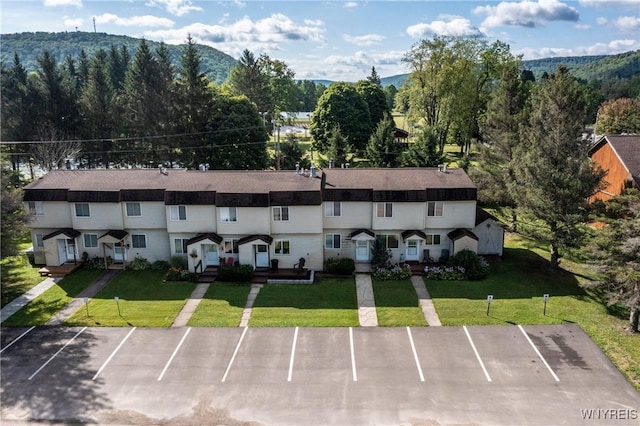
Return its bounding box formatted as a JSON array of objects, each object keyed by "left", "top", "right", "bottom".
[
  {"left": 366, "top": 112, "right": 400, "bottom": 167},
  {"left": 367, "top": 66, "right": 381, "bottom": 85},
  {"left": 401, "top": 126, "right": 443, "bottom": 167},
  {"left": 326, "top": 125, "right": 353, "bottom": 167},
  {"left": 226, "top": 49, "right": 271, "bottom": 115},
  {"left": 0, "top": 54, "right": 29, "bottom": 169}
]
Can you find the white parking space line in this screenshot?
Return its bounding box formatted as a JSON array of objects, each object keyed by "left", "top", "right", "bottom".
[
  {"left": 28, "top": 327, "right": 87, "bottom": 381},
  {"left": 349, "top": 327, "right": 357, "bottom": 382},
  {"left": 287, "top": 327, "right": 299, "bottom": 382},
  {"left": 0, "top": 326, "right": 35, "bottom": 354},
  {"left": 221, "top": 326, "right": 248, "bottom": 382},
  {"left": 92, "top": 327, "right": 136, "bottom": 381},
  {"left": 406, "top": 327, "right": 425, "bottom": 382},
  {"left": 518, "top": 325, "right": 560, "bottom": 382},
  {"left": 157, "top": 327, "right": 191, "bottom": 381},
  {"left": 463, "top": 326, "right": 492, "bottom": 382}
]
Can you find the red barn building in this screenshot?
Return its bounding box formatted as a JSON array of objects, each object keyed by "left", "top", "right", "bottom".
[{"left": 589, "top": 135, "right": 640, "bottom": 202}]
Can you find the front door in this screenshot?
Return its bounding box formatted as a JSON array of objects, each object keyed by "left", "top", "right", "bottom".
[
  {"left": 113, "top": 243, "right": 126, "bottom": 262},
  {"left": 204, "top": 244, "right": 219, "bottom": 266},
  {"left": 255, "top": 244, "right": 269, "bottom": 268},
  {"left": 57, "top": 239, "right": 67, "bottom": 264},
  {"left": 355, "top": 240, "right": 369, "bottom": 261},
  {"left": 405, "top": 240, "right": 420, "bottom": 261}
]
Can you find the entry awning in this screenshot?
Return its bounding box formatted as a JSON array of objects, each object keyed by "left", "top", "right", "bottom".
[
  {"left": 186, "top": 233, "right": 223, "bottom": 246},
  {"left": 349, "top": 229, "right": 375, "bottom": 241},
  {"left": 238, "top": 235, "right": 273, "bottom": 245},
  {"left": 98, "top": 230, "right": 129, "bottom": 244},
  {"left": 401, "top": 230, "right": 427, "bottom": 241},
  {"left": 43, "top": 228, "right": 81, "bottom": 241},
  {"left": 447, "top": 228, "right": 478, "bottom": 241}
]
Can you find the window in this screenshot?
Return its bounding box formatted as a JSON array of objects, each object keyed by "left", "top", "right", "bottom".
[
  {"left": 325, "top": 201, "right": 341, "bottom": 217},
  {"left": 220, "top": 207, "right": 237, "bottom": 222},
  {"left": 126, "top": 202, "right": 141, "bottom": 217},
  {"left": 28, "top": 201, "right": 44, "bottom": 216},
  {"left": 377, "top": 234, "right": 399, "bottom": 249},
  {"left": 425, "top": 234, "right": 441, "bottom": 245},
  {"left": 325, "top": 233, "right": 341, "bottom": 249},
  {"left": 83, "top": 234, "right": 98, "bottom": 248},
  {"left": 224, "top": 239, "right": 239, "bottom": 254},
  {"left": 275, "top": 240, "right": 290, "bottom": 255},
  {"left": 170, "top": 205, "right": 187, "bottom": 221},
  {"left": 273, "top": 206, "right": 289, "bottom": 221},
  {"left": 376, "top": 202, "right": 393, "bottom": 218},
  {"left": 75, "top": 203, "right": 90, "bottom": 217},
  {"left": 131, "top": 234, "right": 147, "bottom": 249},
  {"left": 35, "top": 234, "right": 44, "bottom": 248},
  {"left": 174, "top": 238, "right": 188, "bottom": 254},
  {"left": 427, "top": 201, "right": 443, "bottom": 217}
]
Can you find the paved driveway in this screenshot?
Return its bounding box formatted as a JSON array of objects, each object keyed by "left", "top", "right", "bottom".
[{"left": 1, "top": 325, "right": 638, "bottom": 425}]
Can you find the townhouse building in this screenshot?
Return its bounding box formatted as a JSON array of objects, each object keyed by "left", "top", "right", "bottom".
[{"left": 23, "top": 167, "right": 501, "bottom": 272}]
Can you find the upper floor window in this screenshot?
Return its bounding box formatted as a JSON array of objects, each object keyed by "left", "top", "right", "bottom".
[
  {"left": 376, "top": 202, "right": 393, "bottom": 218},
  {"left": 325, "top": 233, "right": 341, "bottom": 249},
  {"left": 325, "top": 201, "right": 342, "bottom": 217},
  {"left": 170, "top": 205, "right": 187, "bottom": 221},
  {"left": 75, "top": 203, "right": 90, "bottom": 217},
  {"left": 28, "top": 201, "right": 44, "bottom": 216},
  {"left": 427, "top": 201, "right": 443, "bottom": 217},
  {"left": 83, "top": 233, "right": 98, "bottom": 248},
  {"left": 131, "top": 234, "right": 147, "bottom": 249},
  {"left": 220, "top": 207, "right": 238, "bottom": 222},
  {"left": 274, "top": 240, "right": 290, "bottom": 255},
  {"left": 224, "top": 239, "right": 239, "bottom": 254},
  {"left": 273, "top": 206, "right": 289, "bottom": 221},
  {"left": 425, "top": 234, "right": 441, "bottom": 245},
  {"left": 377, "top": 234, "right": 399, "bottom": 249},
  {"left": 35, "top": 233, "right": 44, "bottom": 248},
  {"left": 126, "top": 202, "right": 141, "bottom": 217}
]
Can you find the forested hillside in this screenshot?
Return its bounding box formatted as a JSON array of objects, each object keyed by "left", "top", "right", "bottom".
[{"left": 0, "top": 31, "right": 237, "bottom": 85}]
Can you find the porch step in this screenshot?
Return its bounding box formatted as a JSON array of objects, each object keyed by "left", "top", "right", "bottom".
[{"left": 196, "top": 266, "right": 217, "bottom": 283}]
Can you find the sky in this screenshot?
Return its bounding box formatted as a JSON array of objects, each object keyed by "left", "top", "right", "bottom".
[{"left": 1, "top": 0, "right": 639, "bottom": 81}]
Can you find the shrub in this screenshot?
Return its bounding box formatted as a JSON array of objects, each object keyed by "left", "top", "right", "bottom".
[
  {"left": 371, "top": 238, "right": 392, "bottom": 269},
  {"left": 373, "top": 263, "right": 412, "bottom": 280},
  {"left": 170, "top": 255, "right": 186, "bottom": 269},
  {"left": 165, "top": 267, "right": 184, "bottom": 281},
  {"left": 448, "top": 249, "right": 489, "bottom": 280},
  {"left": 216, "top": 263, "right": 254, "bottom": 282},
  {"left": 128, "top": 256, "right": 151, "bottom": 271},
  {"left": 424, "top": 265, "right": 466, "bottom": 281},
  {"left": 84, "top": 256, "right": 107, "bottom": 270},
  {"left": 151, "top": 260, "right": 170, "bottom": 270},
  {"left": 324, "top": 257, "right": 356, "bottom": 275}
]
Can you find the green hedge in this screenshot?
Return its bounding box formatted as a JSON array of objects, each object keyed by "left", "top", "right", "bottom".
[{"left": 323, "top": 257, "right": 355, "bottom": 275}]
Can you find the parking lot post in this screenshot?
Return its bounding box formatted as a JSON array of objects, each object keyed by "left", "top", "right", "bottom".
[
  {"left": 115, "top": 296, "right": 121, "bottom": 316},
  {"left": 543, "top": 294, "right": 549, "bottom": 316},
  {"left": 486, "top": 295, "right": 493, "bottom": 316},
  {"left": 84, "top": 297, "right": 89, "bottom": 317}
]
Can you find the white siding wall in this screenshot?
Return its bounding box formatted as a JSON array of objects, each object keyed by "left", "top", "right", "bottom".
[
  {"left": 218, "top": 207, "right": 269, "bottom": 235},
  {"left": 271, "top": 205, "right": 322, "bottom": 234},
  {"left": 166, "top": 205, "right": 215, "bottom": 233},
  {"left": 372, "top": 202, "right": 425, "bottom": 230},
  {"left": 25, "top": 202, "right": 72, "bottom": 228},
  {"left": 123, "top": 202, "right": 167, "bottom": 229},
  {"left": 272, "top": 233, "right": 323, "bottom": 270},
  {"left": 128, "top": 229, "right": 171, "bottom": 262},
  {"left": 323, "top": 202, "right": 371, "bottom": 229},
  {"left": 427, "top": 200, "right": 476, "bottom": 229},
  {"left": 71, "top": 203, "right": 123, "bottom": 230}
]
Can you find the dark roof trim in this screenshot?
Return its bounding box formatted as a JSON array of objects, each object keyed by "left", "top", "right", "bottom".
[
  {"left": 447, "top": 228, "right": 479, "bottom": 241},
  {"left": 67, "top": 190, "right": 120, "bottom": 203},
  {"left": 216, "top": 193, "right": 269, "bottom": 207},
  {"left": 23, "top": 189, "right": 68, "bottom": 202},
  {"left": 349, "top": 229, "right": 375, "bottom": 239},
  {"left": 238, "top": 235, "right": 273, "bottom": 245},
  {"left": 475, "top": 208, "right": 499, "bottom": 226},
  {"left": 401, "top": 230, "right": 427, "bottom": 241},
  {"left": 165, "top": 191, "right": 216, "bottom": 205},
  {"left": 43, "top": 228, "right": 81, "bottom": 240},
  {"left": 186, "top": 233, "right": 224, "bottom": 246},
  {"left": 98, "top": 230, "right": 129, "bottom": 241},
  {"left": 427, "top": 188, "right": 477, "bottom": 201}
]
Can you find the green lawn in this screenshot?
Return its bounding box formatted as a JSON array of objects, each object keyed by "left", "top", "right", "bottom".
[
  {"left": 1, "top": 253, "right": 44, "bottom": 308},
  {"left": 187, "top": 283, "right": 251, "bottom": 327},
  {"left": 250, "top": 279, "right": 359, "bottom": 327},
  {"left": 2, "top": 269, "right": 104, "bottom": 325},
  {"left": 65, "top": 270, "right": 196, "bottom": 327},
  {"left": 427, "top": 233, "right": 640, "bottom": 390},
  {"left": 372, "top": 279, "right": 427, "bottom": 327}
]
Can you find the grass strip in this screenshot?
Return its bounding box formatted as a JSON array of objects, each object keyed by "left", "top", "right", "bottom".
[
  {"left": 187, "top": 283, "right": 251, "bottom": 327},
  {"left": 1, "top": 254, "right": 45, "bottom": 308},
  {"left": 372, "top": 279, "right": 428, "bottom": 327}
]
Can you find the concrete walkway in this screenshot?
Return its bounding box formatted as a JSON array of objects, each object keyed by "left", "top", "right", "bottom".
[
  {"left": 46, "top": 269, "right": 121, "bottom": 325},
  {"left": 355, "top": 274, "right": 378, "bottom": 326},
  {"left": 172, "top": 283, "right": 210, "bottom": 327},
  {"left": 410, "top": 275, "right": 442, "bottom": 326},
  {"left": 239, "top": 284, "right": 263, "bottom": 327},
  {"left": 0, "top": 277, "right": 60, "bottom": 324}
]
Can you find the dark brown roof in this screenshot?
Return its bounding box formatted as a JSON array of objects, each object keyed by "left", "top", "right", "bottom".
[
  {"left": 186, "top": 233, "right": 223, "bottom": 245},
  {"left": 447, "top": 228, "right": 478, "bottom": 241},
  {"left": 475, "top": 208, "right": 499, "bottom": 226},
  {"left": 591, "top": 135, "right": 640, "bottom": 186},
  {"left": 322, "top": 168, "right": 476, "bottom": 191},
  {"left": 43, "top": 228, "right": 81, "bottom": 240}
]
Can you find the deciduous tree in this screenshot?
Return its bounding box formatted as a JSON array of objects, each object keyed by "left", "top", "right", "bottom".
[{"left": 597, "top": 98, "right": 640, "bottom": 134}]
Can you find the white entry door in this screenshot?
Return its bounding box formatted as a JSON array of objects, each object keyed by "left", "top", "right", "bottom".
[
  {"left": 405, "top": 240, "right": 420, "bottom": 261},
  {"left": 57, "top": 240, "right": 67, "bottom": 264},
  {"left": 255, "top": 245, "right": 269, "bottom": 267},
  {"left": 114, "top": 243, "right": 126, "bottom": 262},
  {"left": 204, "top": 244, "right": 219, "bottom": 266},
  {"left": 355, "top": 240, "right": 369, "bottom": 261}
]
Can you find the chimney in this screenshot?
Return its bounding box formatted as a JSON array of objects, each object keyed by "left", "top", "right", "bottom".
[
  {"left": 345, "top": 163, "right": 350, "bottom": 169},
  {"left": 310, "top": 164, "right": 317, "bottom": 178},
  {"left": 295, "top": 163, "right": 300, "bottom": 174},
  {"left": 329, "top": 159, "right": 335, "bottom": 168}
]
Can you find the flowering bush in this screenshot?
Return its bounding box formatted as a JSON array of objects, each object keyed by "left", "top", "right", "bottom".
[
  {"left": 373, "top": 263, "right": 412, "bottom": 280},
  {"left": 424, "top": 250, "right": 490, "bottom": 280},
  {"left": 128, "top": 256, "right": 151, "bottom": 271},
  {"left": 165, "top": 267, "right": 183, "bottom": 281}
]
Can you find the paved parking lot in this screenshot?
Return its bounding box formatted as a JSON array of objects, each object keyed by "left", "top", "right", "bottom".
[{"left": 1, "top": 324, "right": 638, "bottom": 425}]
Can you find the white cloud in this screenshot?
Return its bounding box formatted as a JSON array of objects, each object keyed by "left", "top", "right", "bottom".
[
  {"left": 63, "top": 17, "right": 84, "bottom": 28},
  {"left": 597, "top": 17, "right": 609, "bottom": 24},
  {"left": 344, "top": 2, "right": 358, "bottom": 8},
  {"left": 343, "top": 33, "right": 385, "bottom": 46},
  {"left": 474, "top": 0, "right": 579, "bottom": 28},
  {"left": 574, "top": 23, "right": 591, "bottom": 30},
  {"left": 614, "top": 15, "right": 640, "bottom": 31},
  {"left": 313, "top": 50, "right": 407, "bottom": 81},
  {"left": 94, "top": 13, "right": 174, "bottom": 28},
  {"left": 44, "top": 0, "right": 82, "bottom": 6},
  {"left": 579, "top": 0, "right": 640, "bottom": 6},
  {"left": 145, "top": 0, "right": 202, "bottom": 16},
  {"left": 406, "top": 17, "right": 484, "bottom": 38},
  {"left": 516, "top": 38, "right": 639, "bottom": 59}
]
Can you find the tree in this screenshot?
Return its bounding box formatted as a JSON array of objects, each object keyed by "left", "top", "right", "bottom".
[
  {"left": 367, "top": 66, "right": 381, "bottom": 85},
  {"left": 383, "top": 84, "right": 397, "bottom": 110},
  {"left": 511, "top": 67, "right": 605, "bottom": 268},
  {"left": 0, "top": 54, "right": 30, "bottom": 170},
  {"left": 589, "top": 190, "right": 640, "bottom": 333},
  {"left": 597, "top": 98, "right": 640, "bottom": 134},
  {"left": 1, "top": 159, "right": 29, "bottom": 257},
  {"left": 355, "top": 80, "right": 389, "bottom": 128},
  {"left": 325, "top": 125, "right": 353, "bottom": 167},
  {"left": 226, "top": 49, "right": 271, "bottom": 115},
  {"left": 401, "top": 126, "right": 443, "bottom": 167},
  {"left": 310, "top": 82, "right": 371, "bottom": 154},
  {"left": 366, "top": 112, "right": 400, "bottom": 167},
  {"left": 280, "top": 132, "right": 310, "bottom": 170}
]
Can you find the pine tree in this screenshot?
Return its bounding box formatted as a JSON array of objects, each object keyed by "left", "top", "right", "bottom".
[
  {"left": 366, "top": 112, "right": 400, "bottom": 167},
  {"left": 326, "top": 125, "right": 353, "bottom": 167},
  {"left": 401, "top": 126, "right": 443, "bottom": 167}
]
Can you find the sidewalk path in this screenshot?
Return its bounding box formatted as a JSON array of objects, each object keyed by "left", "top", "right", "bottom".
[
  {"left": 411, "top": 275, "right": 442, "bottom": 326},
  {"left": 0, "top": 277, "right": 60, "bottom": 324},
  {"left": 172, "top": 283, "right": 210, "bottom": 327},
  {"left": 46, "top": 270, "right": 120, "bottom": 325},
  {"left": 356, "top": 274, "right": 378, "bottom": 327},
  {"left": 239, "top": 284, "right": 263, "bottom": 327}
]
